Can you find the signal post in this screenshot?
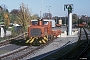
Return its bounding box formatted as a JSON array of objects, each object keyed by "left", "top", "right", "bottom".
[{"left": 64, "top": 4, "right": 73, "bottom": 35}]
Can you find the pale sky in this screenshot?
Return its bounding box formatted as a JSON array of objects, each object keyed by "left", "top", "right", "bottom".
[{"left": 0, "top": 0, "right": 90, "bottom": 17}]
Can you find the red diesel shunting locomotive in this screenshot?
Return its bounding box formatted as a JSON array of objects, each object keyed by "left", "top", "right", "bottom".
[{"left": 26, "top": 19, "right": 61, "bottom": 45}]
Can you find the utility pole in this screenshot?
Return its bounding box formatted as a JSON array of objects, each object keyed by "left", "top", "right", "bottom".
[
  {"left": 64, "top": 4, "right": 73, "bottom": 35},
  {"left": 40, "top": 11, "right": 41, "bottom": 19},
  {"left": 46, "top": 6, "right": 51, "bottom": 14},
  {"left": 46, "top": 6, "right": 51, "bottom": 19},
  {"left": 40, "top": 0, "right": 43, "bottom": 19}
]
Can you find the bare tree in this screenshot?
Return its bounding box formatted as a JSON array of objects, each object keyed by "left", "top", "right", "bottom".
[
  {"left": 32, "top": 14, "right": 39, "bottom": 19},
  {"left": 72, "top": 14, "right": 78, "bottom": 24},
  {"left": 10, "top": 9, "right": 19, "bottom": 23},
  {"left": 17, "top": 3, "right": 32, "bottom": 31},
  {"left": 43, "top": 13, "right": 52, "bottom": 19},
  {"left": 10, "top": 9, "right": 19, "bottom": 15},
  {"left": 1, "top": 4, "right": 7, "bottom": 11}
]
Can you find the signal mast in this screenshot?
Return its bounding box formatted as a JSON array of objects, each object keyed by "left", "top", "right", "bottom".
[{"left": 64, "top": 4, "right": 73, "bottom": 35}]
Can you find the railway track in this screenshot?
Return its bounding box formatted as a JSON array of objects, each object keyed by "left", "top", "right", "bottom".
[
  {"left": 32, "top": 27, "right": 90, "bottom": 60},
  {"left": 57, "top": 27, "right": 90, "bottom": 59},
  {"left": 0, "top": 33, "right": 26, "bottom": 47},
  {"left": 1, "top": 27, "right": 89, "bottom": 60},
  {"left": 0, "top": 35, "right": 57, "bottom": 60}
]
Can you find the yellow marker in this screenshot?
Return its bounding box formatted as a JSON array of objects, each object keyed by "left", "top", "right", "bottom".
[
  {"left": 30, "top": 38, "right": 34, "bottom": 43},
  {"left": 42, "top": 39, "right": 46, "bottom": 43},
  {"left": 44, "top": 37, "right": 48, "bottom": 41},
  {"left": 26, "top": 39, "right": 30, "bottom": 43}
]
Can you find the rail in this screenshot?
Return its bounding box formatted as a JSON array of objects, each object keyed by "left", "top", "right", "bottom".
[
  {"left": 0, "top": 34, "right": 57, "bottom": 60},
  {"left": 34, "top": 27, "right": 90, "bottom": 60},
  {"left": 34, "top": 41, "right": 73, "bottom": 60},
  {"left": 57, "top": 27, "right": 90, "bottom": 59},
  {"left": 0, "top": 32, "right": 27, "bottom": 47},
  {"left": 13, "top": 37, "right": 57, "bottom": 60}
]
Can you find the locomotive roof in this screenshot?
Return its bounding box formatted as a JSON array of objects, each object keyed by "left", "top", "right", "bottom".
[{"left": 31, "top": 20, "right": 38, "bottom": 21}]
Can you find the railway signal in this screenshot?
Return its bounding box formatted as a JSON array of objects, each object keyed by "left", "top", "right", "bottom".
[{"left": 64, "top": 4, "right": 74, "bottom": 35}]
